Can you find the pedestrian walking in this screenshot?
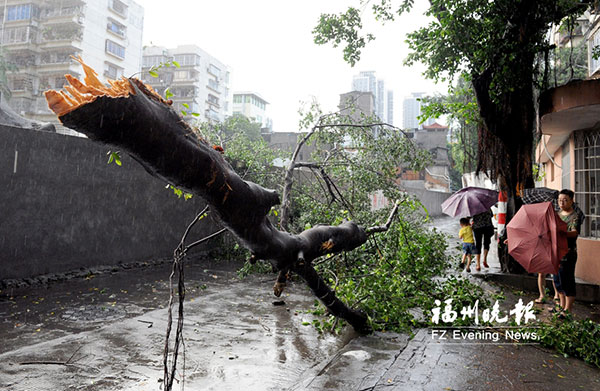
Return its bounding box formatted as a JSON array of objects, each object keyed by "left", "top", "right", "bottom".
[
  {"left": 472, "top": 209, "right": 494, "bottom": 271},
  {"left": 459, "top": 217, "right": 475, "bottom": 272}
]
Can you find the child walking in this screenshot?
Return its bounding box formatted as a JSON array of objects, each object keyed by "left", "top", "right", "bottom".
[{"left": 459, "top": 217, "right": 475, "bottom": 272}]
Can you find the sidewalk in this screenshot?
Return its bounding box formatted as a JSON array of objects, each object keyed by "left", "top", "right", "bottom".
[{"left": 292, "top": 216, "right": 600, "bottom": 390}]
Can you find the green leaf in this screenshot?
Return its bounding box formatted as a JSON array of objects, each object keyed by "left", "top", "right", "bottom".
[
  {"left": 172, "top": 60, "right": 180, "bottom": 68},
  {"left": 191, "top": 112, "right": 200, "bottom": 117},
  {"left": 182, "top": 103, "right": 189, "bottom": 109},
  {"left": 165, "top": 88, "right": 173, "bottom": 99},
  {"left": 149, "top": 70, "right": 159, "bottom": 78},
  {"left": 181, "top": 110, "right": 188, "bottom": 116},
  {"left": 107, "top": 151, "right": 122, "bottom": 166}
]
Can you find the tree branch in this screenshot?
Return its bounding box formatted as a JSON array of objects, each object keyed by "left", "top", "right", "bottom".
[
  {"left": 365, "top": 201, "right": 400, "bottom": 235},
  {"left": 44, "top": 71, "right": 373, "bottom": 332}
]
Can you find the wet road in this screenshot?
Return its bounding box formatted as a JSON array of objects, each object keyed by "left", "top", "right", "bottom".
[
  {"left": 0, "top": 258, "right": 357, "bottom": 390},
  {"left": 2, "top": 219, "right": 600, "bottom": 390}
]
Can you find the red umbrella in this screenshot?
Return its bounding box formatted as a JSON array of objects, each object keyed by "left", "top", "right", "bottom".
[{"left": 506, "top": 202, "right": 568, "bottom": 274}]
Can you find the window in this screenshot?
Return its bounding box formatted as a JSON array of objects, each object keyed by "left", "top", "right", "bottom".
[
  {"left": 6, "top": 4, "right": 38, "bottom": 21},
  {"left": 106, "top": 39, "right": 125, "bottom": 59},
  {"left": 143, "top": 55, "right": 165, "bottom": 68},
  {"left": 107, "top": 18, "right": 126, "bottom": 37},
  {"left": 208, "top": 78, "right": 219, "bottom": 91},
  {"left": 233, "top": 95, "right": 242, "bottom": 103},
  {"left": 2, "top": 26, "right": 34, "bottom": 44},
  {"left": 41, "top": 51, "right": 72, "bottom": 64},
  {"left": 208, "top": 94, "right": 219, "bottom": 106},
  {"left": 42, "top": 25, "right": 82, "bottom": 41},
  {"left": 208, "top": 64, "right": 221, "bottom": 78},
  {"left": 109, "top": 0, "right": 128, "bottom": 17},
  {"left": 10, "top": 77, "right": 28, "bottom": 91},
  {"left": 174, "top": 54, "right": 200, "bottom": 66},
  {"left": 174, "top": 70, "right": 189, "bottom": 80},
  {"left": 574, "top": 129, "right": 600, "bottom": 238},
  {"left": 104, "top": 62, "right": 123, "bottom": 79}
]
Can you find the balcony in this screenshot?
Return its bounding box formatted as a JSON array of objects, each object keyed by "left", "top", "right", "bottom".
[
  {"left": 40, "top": 27, "right": 82, "bottom": 50},
  {"left": 538, "top": 79, "right": 600, "bottom": 163},
  {"left": 172, "top": 78, "right": 199, "bottom": 86},
  {"left": 1, "top": 26, "right": 39, "bottom": 48},
  {"left": 39, "top": 38, "right": 82, "bottom": 51},
  {"left": 41, "top": 8, "right": 84, "bottom": 26},
  {"left": 38, "top": 59, "right": 80, "bottom": 74}
]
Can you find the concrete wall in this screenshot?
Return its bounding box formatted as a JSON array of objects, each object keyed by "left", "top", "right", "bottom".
[
  {"left": 576, "top": 238, "right": 600, "bottom": 285},
  {"left": 401, "top": 182, "right": 451, "bottom": 216},
  {"left": 0, "top": 126, "right": 212, "bottom": 280}
]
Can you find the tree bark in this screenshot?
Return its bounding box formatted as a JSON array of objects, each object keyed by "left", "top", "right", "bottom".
[{"left": 45, "top": 76, "right": 372, "bottom": 332}]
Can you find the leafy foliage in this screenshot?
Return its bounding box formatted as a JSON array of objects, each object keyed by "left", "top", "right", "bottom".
[
  {"left": 314, "top": 0, "right": 593, "bottom": 195},
  {"left": 196, "top": 114, "right": 283, "bottom": 188},
  {"left": 287, "top": 101, "right": 432, "bottom": 232},
  {"left": 274, "top": 102, "right": 486, "bottom": 333},
  {"left": 536, "top": 317, "right": 600, "bottom": 368}
]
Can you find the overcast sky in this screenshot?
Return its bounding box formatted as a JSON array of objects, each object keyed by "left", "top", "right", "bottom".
[{"left": 135, "top": 0, "right": 448, "bottom": 132}]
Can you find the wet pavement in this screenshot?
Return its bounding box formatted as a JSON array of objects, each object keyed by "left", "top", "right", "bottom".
[
  {"left": 0, "top": 258, "right": 357, "bottom": 390},
  {"left": 1, "top": 218, "right": 600, "bottom": 390}
]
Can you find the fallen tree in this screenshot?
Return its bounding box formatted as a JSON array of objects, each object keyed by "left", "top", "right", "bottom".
[{"left": 44, "top": 58, "right": 401, "bottom": 334}]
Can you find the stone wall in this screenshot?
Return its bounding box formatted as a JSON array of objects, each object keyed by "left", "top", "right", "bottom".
[{"left": 0, "top": 126, "right": 213, "bottom": 280}]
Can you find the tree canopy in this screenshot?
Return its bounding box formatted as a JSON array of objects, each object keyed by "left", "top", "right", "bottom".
[{"left": 314, "top": 0, "right": 594, "bottom": 199}]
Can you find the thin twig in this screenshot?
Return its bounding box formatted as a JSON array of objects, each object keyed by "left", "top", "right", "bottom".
[
  {"left": 185, "top": 228, "right": 228, "bottom": 251},
  {"left": 19, "top": 345, "right": 83, "bottom": 366}
]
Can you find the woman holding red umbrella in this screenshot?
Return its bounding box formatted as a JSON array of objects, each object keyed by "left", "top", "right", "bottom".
[{"left": 553, "top": 189, "right": 582, "bottom": 316}]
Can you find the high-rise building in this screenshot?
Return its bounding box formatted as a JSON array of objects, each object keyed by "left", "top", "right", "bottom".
[
  {"left": 232, "top": 92, "right": 270, "bottom": 130},
  {"left": 141, "top": 45, "right": 231, "bottom": 124},
  {"left": 1, "top": 0, "right": 144, "bottom": 131},
  {"left": 402, "top": 92, "right": 437, "bottom": 130},
  {"left": 387, "top": 90, "right": 394, "bottom": 125},
  {"left": 351, "top": 71, "right": 393, "bottom": 124}
]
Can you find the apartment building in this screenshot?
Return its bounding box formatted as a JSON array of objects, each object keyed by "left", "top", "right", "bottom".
[
  {"left": 0, "top": 0, "right": 144, "bottom": 130},
  {"left": 232, "top": 91, "right": 270, "bottom": 130},
  {"left": 141, "top": 45, "right": 231, "bottom": 124}
]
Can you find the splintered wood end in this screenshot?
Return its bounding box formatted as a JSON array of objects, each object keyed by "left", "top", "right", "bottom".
[{"left": 43, "top": 56, "right": 165, "bottom": 117}]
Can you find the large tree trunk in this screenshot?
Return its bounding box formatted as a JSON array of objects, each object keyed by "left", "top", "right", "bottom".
[
  {"left": 471, "top": 72, "right": 535, "bottom": 273},
  {"left": 44, "top": 66, "right": 372, "bottom": 332}
]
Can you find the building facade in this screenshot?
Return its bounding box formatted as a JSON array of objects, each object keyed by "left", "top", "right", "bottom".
[
  {"left": 537, "top": 11, "right": 600, "bottom": 285},
  {"left": 232, "top": 91, "right": 270, "bottom": 130},
  {"left": 351, "top": 71, "right": 393, "bottom": 125},
  {"left": 1, "top": 0, "right": 144, "bottom": 131},
  {"left": 141, "top": 45, "right": 231, "bottom": 124}
]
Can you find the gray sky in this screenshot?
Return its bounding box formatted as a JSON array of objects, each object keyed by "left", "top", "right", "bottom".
[{"left": 135, "top": 0, "right": 448, "bottom": 131}]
